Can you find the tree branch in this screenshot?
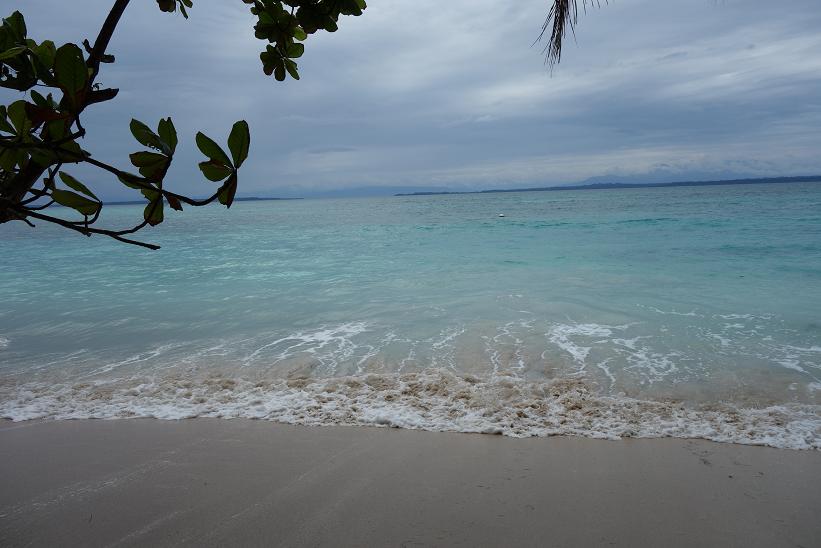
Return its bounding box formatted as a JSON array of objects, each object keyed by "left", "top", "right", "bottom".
[
  {"left": 0, "top": 0, "right": 133, "bottom": 222},
  {"left": 77, "top": 153, "right": 224, "bottom": 207},
  {"left": 12, "top": 205, "right": 160, "bottom": 250},
  {"left": 87, "top": 0, "right": 132, "bottom": 83}
]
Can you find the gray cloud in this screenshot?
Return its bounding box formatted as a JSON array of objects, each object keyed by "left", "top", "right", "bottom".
[{"left": 4, "top": 0, "right": 821, "bottom": 200}]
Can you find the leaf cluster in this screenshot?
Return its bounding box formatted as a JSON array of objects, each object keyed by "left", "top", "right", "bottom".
[
  {"left": 156, "top": 0, "right": 194, "bottom": 19},
  {"left": 0, "top": 2, "right": 364, "bottom": 249},
  {"left": 247, "top": 0, "right": 366, "bottom": 81}
]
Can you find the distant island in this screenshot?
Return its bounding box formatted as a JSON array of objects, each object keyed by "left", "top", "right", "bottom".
[{"left": 395, "top": 176, "right": 821, "bottom": 196}]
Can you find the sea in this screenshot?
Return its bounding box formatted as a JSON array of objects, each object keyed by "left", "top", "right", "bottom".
[{"left": 1, "top": 182, "right": 820, "bottom": 449}]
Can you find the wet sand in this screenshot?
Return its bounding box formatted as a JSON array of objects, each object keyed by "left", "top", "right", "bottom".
[{"left": 1, "top": 419, "right": 819, "bottom": 547}]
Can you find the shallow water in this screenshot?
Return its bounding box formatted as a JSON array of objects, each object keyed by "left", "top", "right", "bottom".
[{"left": 1, "top": 183, "right": 820, "bottom": 448}]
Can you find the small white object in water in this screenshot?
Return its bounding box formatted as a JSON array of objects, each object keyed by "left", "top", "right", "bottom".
[{"left": 498, "top": 213, "right": 505, "bottom": 217}]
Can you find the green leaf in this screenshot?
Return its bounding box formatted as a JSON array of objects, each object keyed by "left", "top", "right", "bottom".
[
  {"left": 44, "top": 118, "right": 66, "bottom": 139},
  {"left": 198, "top": 160, "right": 233, "bottom": 182},
  {"left": 156, "top": 0, "right": 176, "bottom": 13},
  {"left": 59, "top": 171, "right": 98, "bottom": 200},
  {"left": 3, "top": 11, "right": 27, "bottom": 41},
  {"left": 32, "top": 40, "right": 56, "bottom": 73},
  {"left": 52, "top": 189, "right": 100, "bottom": 216},
  {"left": 24, "top": 103, "right": 66, "bottom": 127},
  {"left": 28, "top": 146, "right": 59, "bottom": 167},
  {"left": 54, "top": 43, "right": 87, "bottom": 94},
  {"left": 195, "top": 131, "right": 232, "bottom": 166},
  {"left": 143, "top": 197, "right": 164, "bottom": 226},
  {"left": 0, "top": 106, "right": 15, "bottom": 134},
  {"left": 129, "top": 151, "right": 167, "bottom": 167},
  {"left": 54, "top": 139, "right": 84, "bottom": 162},
  {"left": 182, "top": 0, "right": 193, "bottom": 17},
  {"left": 260, "top": 45, "right": 283, "bottom": 77},
  {"left": 218, "top": 173, "right": 238, "bottom": 207},
  {"left": 286, "top": 43, "right": 304, "bottom": 59},
  {"left": 140, "top": 186, "right": 158, "bottom": 201},
  {"left": 0, "top": 148, "right": 22, "bottom": 171},
  {"left": 6, "top": 100, "right": 29, "bottom": 133},
  {"left": 129, "top": 119, "right": 166, "bottom": 152},
  {"left": 0, "top": 46, "right": 26, "bottom": 60},
  {"left": 129, "top": 151, "right": 169, "bottom": 180},
  {"left": 227, "top": 120, "right": 250, "bottom": 168},
  {"left": 284, "top": 59, "right": 299, "bottom": 80},
  {"left": 166, "top": 194, "right": 183, "bottom": 211},
  {"left": 156, "top": 0, "right": 192, "bottom": 18},
  {"left": 30, "top": 89, "right": 48, "bottom": 106},
  {"left": 157, "top": 117, "right": 177, "bottom": 154},
  {"left": 117, "top": 172, "right": 146, "bottom": 190}
]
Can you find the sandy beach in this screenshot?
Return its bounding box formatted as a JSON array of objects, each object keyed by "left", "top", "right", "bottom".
[
  {"left": 3, "top": 1, "right": 821, "bottom": 547},
  {"left": 1, "top": 419, "right": 818, "bottom": 547}
]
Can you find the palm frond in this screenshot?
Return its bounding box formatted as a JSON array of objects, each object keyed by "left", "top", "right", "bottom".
[{"left": 538, "top": 0, "right": 606, "bottom": 67}]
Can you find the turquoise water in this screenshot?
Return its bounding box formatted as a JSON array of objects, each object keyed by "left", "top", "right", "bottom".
[{"left": 1, "top": 183, "right": 820, "bottom": 447}]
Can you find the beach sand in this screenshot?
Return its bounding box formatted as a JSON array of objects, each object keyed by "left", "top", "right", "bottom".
[{"left": 1, "top": 419, "right": 819, "bottom": 547}]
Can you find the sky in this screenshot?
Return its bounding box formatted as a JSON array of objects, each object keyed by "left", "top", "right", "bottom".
[{"left": 5, "top": 0, "right": 821, "bottom": 199}]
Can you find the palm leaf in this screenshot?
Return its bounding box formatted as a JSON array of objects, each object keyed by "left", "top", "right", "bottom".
[{"left": 538, "top": 0, "right": 606, "bottom": 67}]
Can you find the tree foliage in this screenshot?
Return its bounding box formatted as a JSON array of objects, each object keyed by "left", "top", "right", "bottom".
[
  {"left": 0, "top": 0, "right": 586, "bottom": 249},
  {"left": 0, "top": 1, "right": 367, "bottom": 249}
]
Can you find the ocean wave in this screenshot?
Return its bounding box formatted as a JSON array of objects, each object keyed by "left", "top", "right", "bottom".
[
  {"left": 242, "top": 321, "right": 371, "bottom": 374},
  {"left": 1, "top": 370, "right": 818, "bottom": 450}
]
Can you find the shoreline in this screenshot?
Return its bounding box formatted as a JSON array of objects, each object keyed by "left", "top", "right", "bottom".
[
  {"left": 3, "top": 370, "right": 819, "bottom": 450},
  {"left": 2, "top": 418, "right": 819, "bottom": 547}
]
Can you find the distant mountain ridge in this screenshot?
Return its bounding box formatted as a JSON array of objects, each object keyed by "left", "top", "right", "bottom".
[{"left": 395, "top": 176, "right": 821, "bottom": 196}]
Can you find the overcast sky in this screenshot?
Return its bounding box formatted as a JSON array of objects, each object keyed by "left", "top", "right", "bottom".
[{"left": 6, "top": 0, "right": 821, "bottom": 198}]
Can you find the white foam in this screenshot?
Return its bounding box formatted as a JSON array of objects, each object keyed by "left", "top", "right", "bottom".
[
  {"left": 709, "top": 334, "right": 732, "bottom": 347},
  {"left": 0, "top": 336, "right": 9, "bottom": 349},
  {"left": 485, "top": 322, "right": 530, "bottom": 375},
  {"left": 81, "top": 343, "right": 183, "bottom": 378},
  {"left": 429, "top": 326, "right": 465, "bottom": 370},
  {"left": 242, "top": 322, "right": 370, "bottom": 374},
  {"left": 355, "top": 332, "right": 397, "bottom": 374},
  {"left": 546, "top": 323, "right": 627, "bottom": 365},
  {"left": 624, "top": 348, "right": 680, "bottom": 382},
  {"left": 782, "top": 345, "right": 821, "bottom": 353},
  {"left": 718, "top": 313, "right": 773, "bottom": 320},
  {"left": 613, "top": 336, "right": 647, "bottom": 351},
  {"left": 1, "top": 370, "right": 817, "bottom": 450},
  {"left": 766, "top": 343, "right": 821, "bottom": 377},
  {"left": 642, "top": 306, "right": 699, "bottom": 317},
  {"left": 777, "top": 359, "right": 806, "bottom": 373},
  {"left": 595, "top": 359, "right": 617, "bottom": 385}
]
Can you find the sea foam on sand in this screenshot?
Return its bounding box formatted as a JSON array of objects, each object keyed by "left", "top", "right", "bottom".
[{"left": 2, "top": 370, "right": 819, "bottom": 450}]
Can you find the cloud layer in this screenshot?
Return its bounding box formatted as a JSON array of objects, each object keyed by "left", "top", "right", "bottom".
[{"left": 5, "top": 0, "right": 821, "bottom": 198}]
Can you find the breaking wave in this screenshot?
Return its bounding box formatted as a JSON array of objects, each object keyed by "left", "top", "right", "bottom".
[{"left": 1, "top": 370, "right": 818, "bottom": 450}]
